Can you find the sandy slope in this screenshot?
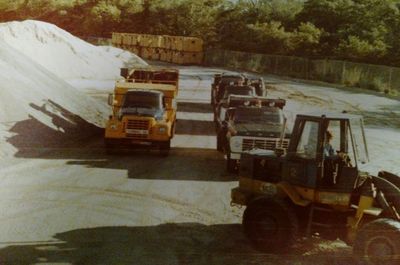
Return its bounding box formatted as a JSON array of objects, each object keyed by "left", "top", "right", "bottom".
[
  {"left": 0, "top": 20, "right": 150, "bottom": 157},
  {"left": 0, "top": 20, "right": 147, "bottom": 80}
]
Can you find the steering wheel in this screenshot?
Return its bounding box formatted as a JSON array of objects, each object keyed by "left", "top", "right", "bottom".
[{"left": 337, "top": 151, "right": 352, "bottom": 167}]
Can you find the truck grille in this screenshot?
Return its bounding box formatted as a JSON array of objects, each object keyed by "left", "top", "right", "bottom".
[
  {"left": 242, "top": 138, "right": 289, "bottom": 151},
  {"left": 125, "top": 119, "right": 150, "bottom": 139}
]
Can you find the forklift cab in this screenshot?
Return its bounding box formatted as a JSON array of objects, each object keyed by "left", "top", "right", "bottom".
[{"left": 283, "top": 113, "right": 369, "bottom": 195}]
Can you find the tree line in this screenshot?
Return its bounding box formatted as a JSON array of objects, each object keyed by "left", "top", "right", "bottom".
[{"left": 1, "top": 0, "right": 400, "bottom": 66}]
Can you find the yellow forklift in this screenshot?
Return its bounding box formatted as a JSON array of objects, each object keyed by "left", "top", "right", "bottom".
[{"left": 231, "top": 113, "right": 400, "bottom": 265}]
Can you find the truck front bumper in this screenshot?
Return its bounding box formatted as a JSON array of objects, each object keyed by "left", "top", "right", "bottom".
[
  {"left": 230, "top": 152, "right": 241, "bottom": 160},
  {"left": 104, "top": 138, "right": 168, "bottom": 148}
]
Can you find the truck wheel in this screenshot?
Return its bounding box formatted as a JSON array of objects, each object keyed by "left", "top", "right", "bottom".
[
  {"left": 104, "top": 139, "right": 116, "bottom": 155},
  {"left": 226, "top": 153, "right": 238, "bottom": 173},
  {"left": 353, "top": 218, "right": 400, "bottom": 265},
  {"left": 243, "top": 197, "right": 298, "bottom": 253},
  {"left": 159, "top": 140, "right": 171, "bottom": 157},
  {"left": 216, "top": 133, "right": 224, "bottom": 152},
  {"left": 171, "top": 123, "right": 176, "bottom": 138}
]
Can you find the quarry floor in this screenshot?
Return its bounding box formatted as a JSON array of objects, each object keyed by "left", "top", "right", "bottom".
[{"left": 0, "top": 63, "right": 400, "bottom": 265}]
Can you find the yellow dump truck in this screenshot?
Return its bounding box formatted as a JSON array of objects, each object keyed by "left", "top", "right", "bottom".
[{"left": 105, "top": 67, "right": 179, "bottom": 155}]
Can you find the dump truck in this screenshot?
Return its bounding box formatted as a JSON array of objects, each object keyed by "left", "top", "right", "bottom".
[
  {"left": 221, "top": 98, "right": 289, "bottom": 173},
  {"left": 105, "top": 67, "right": 179, "bottom": 155},
  {"left": 211, "top": 72, "right": 266, "bottom": 106},
  {"left": 213, "top": 84, "right": 257, "bottom": 123},
  {"left": 231, "top": 113, "right": 400, "bottom": 264}
]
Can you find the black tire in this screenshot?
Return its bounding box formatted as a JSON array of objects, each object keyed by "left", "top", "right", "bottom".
[
  {"left": 159, "top": 140, "right": 171, "bottom": 157},
  {"left": 226, "top": 152, "right": 238, "bottom": 173},
  {"left": 104, "top": 139, "right": 116, "bottom": 155},
  {"left": 171, "top": 123, "right": 176, "bottom": 138},
  {"left": 211, "top": 87, "right": 215, "bottom": 106},
  {"left": 353, "top": 218, "right": 400, "bottom": 265},
  {"left": 216, "top": 132, "right": 224, "bottom": 152},
  {"left": 243, "top": 197, "right": 298, "bottom": 253}
]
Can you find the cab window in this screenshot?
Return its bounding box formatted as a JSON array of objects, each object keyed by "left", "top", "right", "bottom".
[{"left": 295, "top": 121, "right": 319, "bottom": 159}]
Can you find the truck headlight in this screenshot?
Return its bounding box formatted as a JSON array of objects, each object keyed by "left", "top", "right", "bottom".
[
  {"left": 110, "top": 124, "right": 118, "bottom": 130},
  {"left": 230, "top": 137, "right": 242, "bottom": 152},
  {"left": 158, "top": 127, "right": 167, "bottom": 134}
]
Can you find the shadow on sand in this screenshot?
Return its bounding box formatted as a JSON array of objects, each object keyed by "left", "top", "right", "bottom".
[
  {"left": 0, "top": 223, "right": 353, "bottom": 265},
  {"left": 6, "top": 100, "right": 103, "bottom": 157},
  {"left": 6, "top": 100, "right": 232, "bottom": 181}
]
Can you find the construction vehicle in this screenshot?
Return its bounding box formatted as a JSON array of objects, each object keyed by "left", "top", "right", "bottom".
[
  {"left": 211, "top": 72, "right": 266, "bottom": 107},
  {"left": 215, "top": 95, "right": 264, "bottom": 150},
  {"left": 211, "top": 73, "right": 246, "bottom": 106},
  {"left": 231, "top": 113, "right": 400, "bottom": 264},
  {"left": 221, "top": 97, "right": 289, "bottom": 173},
  {"left": 105, "top": 67, "right": 179, "bottom": 155},
  {"left": 213, "top": 85, "right": 256, "bottom": 123}
]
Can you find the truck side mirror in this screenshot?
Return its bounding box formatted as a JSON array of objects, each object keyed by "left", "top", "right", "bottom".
[
  {"left": 107, "top": 93, "right": 113, "bottom": 106},
  {"left": 120, "top": 68, "right": 129, "bottom": 79}
]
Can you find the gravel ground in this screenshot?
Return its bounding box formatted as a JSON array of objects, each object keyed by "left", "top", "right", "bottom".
[{"left": 0, "top": 63, "right": 399, "bottom": 264}]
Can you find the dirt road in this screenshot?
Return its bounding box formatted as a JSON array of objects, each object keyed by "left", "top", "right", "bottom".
[{"left": 0, "top": 64, "right": 399, "bottom": 264}]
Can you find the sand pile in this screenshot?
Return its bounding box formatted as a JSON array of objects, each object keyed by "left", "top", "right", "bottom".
[{"left": 0, "top": 20, "right": 147, "bottom": 80}]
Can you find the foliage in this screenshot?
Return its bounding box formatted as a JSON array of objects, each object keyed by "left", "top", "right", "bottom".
[{"left": 1, "top": 0, "right": 400, "bottom": 66}]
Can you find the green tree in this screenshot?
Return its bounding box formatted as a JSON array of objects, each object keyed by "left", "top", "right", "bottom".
[
  {"left": 86, "top": 1, "right": 122, "bottom": 36},
  {"left": 288, "top": 22, "right": 322, "bottom": 56},
  {"left": 337, "top": 35, "right": 387, "bottom": 60}
]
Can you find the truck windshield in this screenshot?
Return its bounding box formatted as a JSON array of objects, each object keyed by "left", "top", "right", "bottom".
[
  {"left": 234, "top": 108, "right": 283, "bottom": 124},
  {"left": 223, "top": 87, "right": 254, "bottom": 99},
  {"left": 122, "top": 92, "right": 162, "bottom": 109}
]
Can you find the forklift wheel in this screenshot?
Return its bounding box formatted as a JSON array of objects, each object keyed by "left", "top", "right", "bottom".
[
  {"left": 243, "top": 197, "right": 298, "bottom": 253},
  {"left": 353, "top": 218, "right": 400, "bottom": 265}
]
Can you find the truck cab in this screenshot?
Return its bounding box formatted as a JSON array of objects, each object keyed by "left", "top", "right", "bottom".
[
  {"left": 105, "top": 67, "right": 179, "bottom": 156},
  {"left": 213, "top": 85, "right": 256, "bottom": 122},
  {"left": 211, "top": 72, "right": 267, "bottom": 106},
  {"left": 211, "top": 73, "right": 246, "bottom": 106},
  {"left": 223, "top": 100, "right": 289, "bottom": 173}
]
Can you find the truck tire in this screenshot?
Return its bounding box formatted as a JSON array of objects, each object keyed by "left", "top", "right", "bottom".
[
  {"left": 353, "top": 218, "right": 400, "bottom": 265},
  {"left": 243, "top": 197, "right": 298, "bottom": 253},
  {"left": 104, "top": 139, "right": 116, "bottom": 155},
  {"left": 159, "top": 140, "right": 171, "bottom": 157},
  {"left": 216, "top": 132, "right": 224, "bottom": 152},
  {"left": 171, "top": 123, "right": 176, "bottom": 138},
  {"left": 226, "top": 152, "right": 238, "bottom": 173}
]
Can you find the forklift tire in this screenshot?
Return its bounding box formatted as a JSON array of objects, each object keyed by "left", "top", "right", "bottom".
[
  {"left": 353, "top": 218, "right": 400, "bottom": 265},
  {"left": 243, "top": 197, "right": 298, "bottom": 253},
  {"left": 159, "top": 140, "right": 171, "bottom": 157},
  {"left": 226, "top": 153, "right": 238, "bottom": 173}
]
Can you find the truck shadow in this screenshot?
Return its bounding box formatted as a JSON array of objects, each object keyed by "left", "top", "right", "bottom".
[
  {"left": 177, "top": 102, "right": 213, "bottom": 114},
  {"left": 0, "top": 223, "right": 354, "bottom": 265},
  {"left": 6, "top": 101, "right": 231, "bottom": 181},
  {"left": 175, "top": 119, "right": 216, "bottom": 136},
  {"left": 66, "top": 147, "right": 232, "bottom": 181}
]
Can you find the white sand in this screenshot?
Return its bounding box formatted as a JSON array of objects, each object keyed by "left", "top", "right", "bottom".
[
  {"left": 0, "top": 20, "right": 147, "bottom": 80},
  {"left": 0, "top": 20, "right": 151, "bottom": 157}
]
